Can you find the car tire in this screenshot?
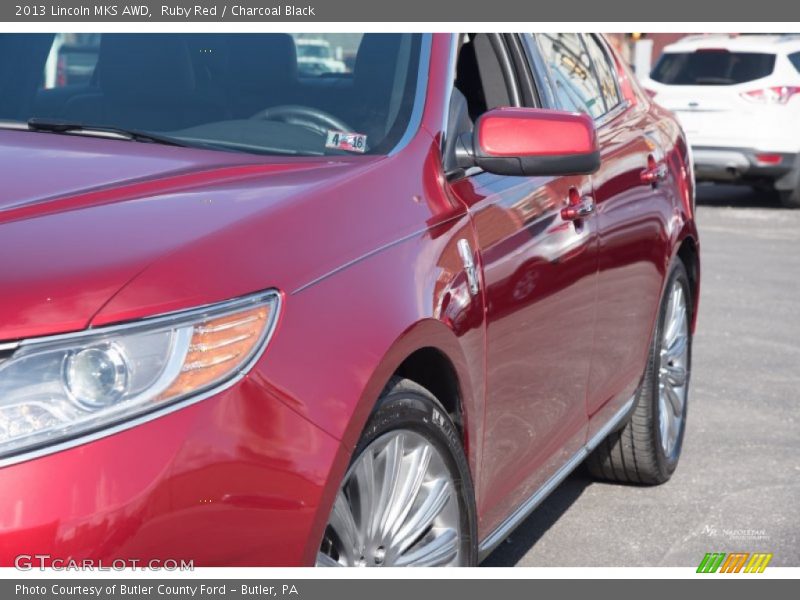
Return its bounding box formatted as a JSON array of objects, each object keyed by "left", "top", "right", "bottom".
[
  {"left": 779, "top": 187, "right": 800, "bottom": 209},
  {"left": 316, "top": 377, "right": 478, "bottom": 566},
  {"left": 586, "top": 259, "right": 693, "bottom": 485}
]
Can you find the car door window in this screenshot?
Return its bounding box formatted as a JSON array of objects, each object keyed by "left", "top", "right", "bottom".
[
  {"left": 582, "top": 34, "right": 620, "bottom": 112},
  {"left": 537, "top": 33, "right": 605, "bottom": 118},
  {"left": 443, "top": 34, "right": 523, "bottom": 173},
  {"left": 454, "top": 33, "right": 516, "bottom": 123}
]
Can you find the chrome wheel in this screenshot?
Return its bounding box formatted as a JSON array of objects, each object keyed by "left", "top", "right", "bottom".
[
  {"left": 317, "top": 429, "right": 462, "bottom": 567},
  {"left": 658, "top": 280, "right": 689, "bottom": 457}
]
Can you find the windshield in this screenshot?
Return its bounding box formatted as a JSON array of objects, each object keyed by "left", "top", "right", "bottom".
[
  {"left": 297, "top": 44, "right": 332, "bottom": 59},
  {"left": 651, "top": 50, "right": 776, "bottom": 86},
  {"left": 0, "top": 33, "right": 424, "bottom": 156}
]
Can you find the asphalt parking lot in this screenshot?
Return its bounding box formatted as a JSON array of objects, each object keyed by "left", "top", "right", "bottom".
[{"left": 484, "top": 184, "right": 800, "bottom": 567}]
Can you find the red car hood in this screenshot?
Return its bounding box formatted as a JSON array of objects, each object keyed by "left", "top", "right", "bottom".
[
  {"left": 0, "top": 129, "right": 383, "bottom": 340},
  {"left": 1, "top": 130, "right": 250, "bottom": 212}
]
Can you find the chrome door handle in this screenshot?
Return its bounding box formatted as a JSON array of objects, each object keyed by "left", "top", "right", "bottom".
[
  {"left": 457, "top": 239, "right": 480, "bottom": 297},
  {"left": 561, "top": 195, "right": 595, "bottom": 221},
  {"left": 641, "top": 161, "right": 668, "bottom": 184}
]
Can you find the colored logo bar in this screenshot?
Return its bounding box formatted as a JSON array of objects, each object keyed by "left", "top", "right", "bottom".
[{"left": 697, "top": 552, "right": 773, "bottom": 573}]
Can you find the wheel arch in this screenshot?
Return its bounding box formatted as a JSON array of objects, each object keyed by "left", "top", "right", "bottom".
[
  {"left": 303, "top": 317, "right": 483, "bottom": 565},
  {"left": 675, "top": 233, "right": 700, "bottom": 333},
  {"left": 393, "top": 346, "right": 465, "bottom": 436},
  {"left": 346, "top": 318, "right": 481, "bottom": 461}
]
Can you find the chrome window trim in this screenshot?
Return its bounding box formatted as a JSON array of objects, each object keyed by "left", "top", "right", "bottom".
[
  {"left": 520, "top": 34, "right": 559, "bottom": 110},
  {"left": 388, "top": 33, "right": 433, "bottom": 157},
  {"left": 583, "top": 33, "right": 625, "bottom": 118},
  {"left": 438, "top": 32, "right": 460, "bottom": 158},
  {"left": 595, "top": 98, "right": 631, "bottom": 129},
  {"left": 0, "top": 289, "right": 282, "bottom": 469},
  {"left": 478, "top": 394, "right": 636, "bottom": 561},
  {"left": 490, "top": 33, "right": 523, "bottom": 108}
]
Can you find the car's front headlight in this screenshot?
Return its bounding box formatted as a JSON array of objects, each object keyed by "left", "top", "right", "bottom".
[{"left": 0, "top": 290, "right": 280, "bottom": 464}]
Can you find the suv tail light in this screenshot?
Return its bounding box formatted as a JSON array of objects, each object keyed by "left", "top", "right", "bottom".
[
  {"left": 754, "top": 153, "right": 783, "bottom": 165},
  {"left": 740, "top": 86, "right": 800, "bottom": 105}
]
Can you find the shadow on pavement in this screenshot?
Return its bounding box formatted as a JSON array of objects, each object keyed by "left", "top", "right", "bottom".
[
  {"left": 695, "top": 183, "right": 782, "bottom": 209},
  {"left": 481, "top": 471, "right": 593, "bottom": 566}
]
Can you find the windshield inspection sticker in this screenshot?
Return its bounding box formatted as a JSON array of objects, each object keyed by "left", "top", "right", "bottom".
[{"left": 326, "top": 130, "right": 367, "bottom": 153}]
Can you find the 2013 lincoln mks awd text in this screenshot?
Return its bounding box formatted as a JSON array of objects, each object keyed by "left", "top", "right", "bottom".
[{"left": 0, "top": 33, "right": 699, "bottom": 566}]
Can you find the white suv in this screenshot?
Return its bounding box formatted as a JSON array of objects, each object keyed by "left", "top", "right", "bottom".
[{"left": 642, "top": 34, "right": 800, "bottom": 207}]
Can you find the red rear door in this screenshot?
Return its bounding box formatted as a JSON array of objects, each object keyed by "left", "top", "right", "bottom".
[{"left": 581, "top": 35, "right": 675, "bottom": 435}]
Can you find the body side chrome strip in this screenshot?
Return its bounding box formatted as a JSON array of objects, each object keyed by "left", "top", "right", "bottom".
[
  {"left": 478, "top": 445, "right": 589, "bottom": 561},
  {"left": 478, "top": 394, "right": 636, "bottom": 561},
  {"left": 586, "top": 396, "right": 637, "bottom": 452}
]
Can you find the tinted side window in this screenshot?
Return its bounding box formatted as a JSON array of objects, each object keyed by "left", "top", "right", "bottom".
[
  {"left": 790, "top": 51, "right": 800, "bottom": 74},
  {"left": 651, "top": 51, "right": 776, "bottom": 85},
  {"left": 537, "top": 33, "right": 604, "bottom": 119},
  {"left": 583, "top": 34, "right": 620, "bottom": 111},
  {"left": 455, "top": 33, "right": 513, "bottom": 123}
]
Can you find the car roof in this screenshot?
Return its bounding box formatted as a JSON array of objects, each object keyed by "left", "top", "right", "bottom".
[{"left": 664, "top": 34, "right": 800, "bottom": 54}]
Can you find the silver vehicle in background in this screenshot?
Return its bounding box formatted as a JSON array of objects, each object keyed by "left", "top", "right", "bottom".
[{"left": 295, "top": 38, "right": 348, "bottom": 76}]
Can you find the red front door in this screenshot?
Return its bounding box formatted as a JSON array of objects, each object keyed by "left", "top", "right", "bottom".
[{"left": 449, "top": 169, "right": 597, "bottom": 536}]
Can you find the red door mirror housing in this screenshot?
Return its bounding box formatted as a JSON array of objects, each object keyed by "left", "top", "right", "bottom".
[{"left": 471, "top": 107, "right": 600, "bottom": 177}]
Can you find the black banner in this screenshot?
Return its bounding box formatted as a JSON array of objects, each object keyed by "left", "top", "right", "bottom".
[
  {"left": 4, "top": 579, "right": 795, "bottom": 600},
  {"left": 2, "top": 0, "right": 798, "bottom": 22}
]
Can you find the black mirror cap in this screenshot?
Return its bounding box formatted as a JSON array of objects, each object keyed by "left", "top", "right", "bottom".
[{"left": 475, "top": 151, "right": 601, "bottom": 177}]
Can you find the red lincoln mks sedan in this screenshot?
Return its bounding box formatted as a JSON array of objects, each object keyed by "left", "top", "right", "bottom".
[{"left": 0, "top": 33, "right": 699, "bottom": 567}]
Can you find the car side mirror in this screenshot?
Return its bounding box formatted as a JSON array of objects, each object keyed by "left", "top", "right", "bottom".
[{"left": 456, "top": 107, "right": 600, "bottom": 177}]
